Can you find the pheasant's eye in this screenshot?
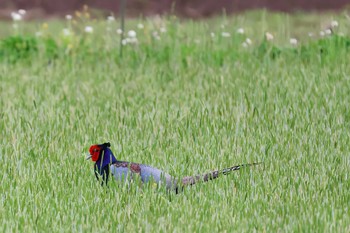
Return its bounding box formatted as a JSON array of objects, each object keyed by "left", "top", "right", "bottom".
[{"left": 93, "top": 149, "right": 99, "bottom": 153}]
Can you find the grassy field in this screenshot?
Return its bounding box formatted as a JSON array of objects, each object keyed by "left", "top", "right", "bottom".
[{"left": 1, "top": 9, "right": 350, "bottom": 232}]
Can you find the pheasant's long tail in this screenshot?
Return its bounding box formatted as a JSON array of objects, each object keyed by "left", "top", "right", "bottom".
[{"left": 180, "top": 162, "right": 263, "bottom": 187}]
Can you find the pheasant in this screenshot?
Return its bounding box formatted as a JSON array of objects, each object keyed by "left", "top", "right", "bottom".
[{"left": 86, "top": 142, "right": 261, "bottom": 193}]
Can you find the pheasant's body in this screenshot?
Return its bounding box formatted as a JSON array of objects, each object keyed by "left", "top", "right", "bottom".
[
  {"left": 109, "top": 161, "right": 174, "bottom": 189},
  {"left": 87, "top": 143, "right": 261, "bottom": 193}
]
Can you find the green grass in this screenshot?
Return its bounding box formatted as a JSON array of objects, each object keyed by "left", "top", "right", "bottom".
[{"left": 1, "top": 10, "right": 350, "bottom": 232}]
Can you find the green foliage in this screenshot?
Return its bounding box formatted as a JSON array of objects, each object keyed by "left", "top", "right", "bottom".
[
  {"left": 0, "top": 35, "right": 38, "bottom": 63},
  {"left": 255, "top": 39, "right": 282, "bottom": 60},
  {"left": 255, "top": 34, "right": 350, "bottom": 63},
  {"left": 300, "top": 35, "right": 350, "bottom": 63},
  {"left": 43, "top": 37, "right": 59, "bottom": 59},
  {"left": 0, "top": 35, "right": 61, "bottom": 63},
  {"left": 1, "top": 29, "right": 349, "bottom": 67}
]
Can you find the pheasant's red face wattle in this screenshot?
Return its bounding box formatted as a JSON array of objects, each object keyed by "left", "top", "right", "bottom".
[{"left": 89, "top": 144, "right": 102, "bottom": 162}]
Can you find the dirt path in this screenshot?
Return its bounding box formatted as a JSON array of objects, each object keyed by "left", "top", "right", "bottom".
[{"left": 0, "top": 0, "right": 348, "bottom": 20}]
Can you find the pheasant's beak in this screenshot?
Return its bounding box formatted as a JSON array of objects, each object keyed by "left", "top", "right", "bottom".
[{"left": 86, "top": 153, "right": 92, "bottom": 160}]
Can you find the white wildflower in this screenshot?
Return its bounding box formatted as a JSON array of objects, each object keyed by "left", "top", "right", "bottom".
[
  {"left": 121, "top": 35, "right": 138, "bottom": 45},
  {"left": 320, "top": 31, "right": 325, "bottom": 37},
  {"left": 116, "top": 28, "right": 123, "bottom": 34},
  {"left": 210, "top": 32, "right": 215, "bottom": 38},
  {"left": 160, "top": 27, "right": 167, "bottom": 33},
  {"left": 308, "top": 32, "right": 313, "bottom": 37},
  {"left": 221, "top": 32, "right": 231, "bottom": 37},
  {"left": 62, "top": 28, "right": 71, "bottom": 36},
  {"left": 245, "top": 38, "right": 252, "bottom": 45},
  {"left": 18, "top": 9, "right": 26, "bottom": 15},
  {"left": 128, "top": 37, "right": 138, "bottom": 44},
  {"left": 325, "top": 29, "right": 332, "bottom": 35},
  {"left": 84, "top": 26, "right": 93, "bottom": 33},
  {"left": 152, "top": 31, "right": 160, "bottom": 40},
  {"left": 127, "top": 30, "right": 136, "bottom": 38},
  {"left": 242, "top": 42, "right": 248, "bottom": 48},
  {"left": 137, "top": 23, "right": 144, "bottom": 29},
  {"left": 331, "top": 20, "right": 339, "bottom": 28},
  {"left": 290, "top": 38, "right": 298, "bottom": 45},
  {"left": 65, "top": 15, "right": 72, "bottom": 20},
  {"left": 11, "top": 12, "right": 22, "bottom": 21},
  {"left": 35, "top": 31, "right": 42, "bottom": 37},
  {"left": 107, "top": 16, "right": 115, "bottom": 22},
  {"left": 237, "top": 28, "right": 244, "bottom": 34},
  {"left": 265, "top": 32, "right": 274, "bottom": 41}
]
